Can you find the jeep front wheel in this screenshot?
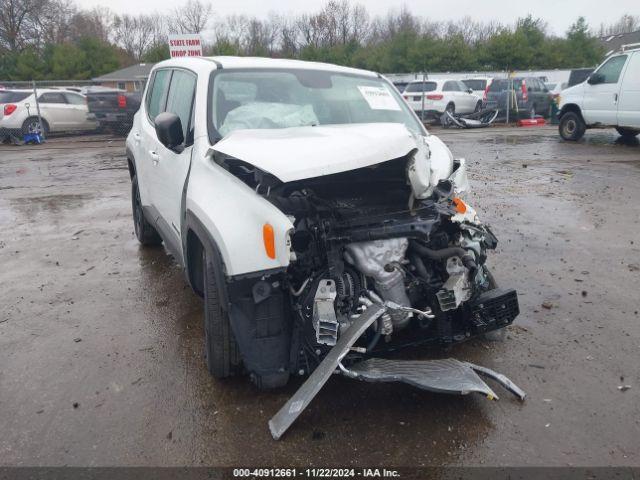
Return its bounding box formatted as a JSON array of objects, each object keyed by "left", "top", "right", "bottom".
[
  {"left": 203, "top": 249, "right": 242, "bottom": 378},
  {"left": 559, "top": 112, "right": 586, "bottom": 141},
  {"left": 131, "top": 175, "right": 162, "bottom": 246}
]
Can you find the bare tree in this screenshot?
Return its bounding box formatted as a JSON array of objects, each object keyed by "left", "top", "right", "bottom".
[
  {"left": 599, "top": 14, "right": 640, "bottom": 36},
  {"left": 34, "top": 0, "right": 77, "bottom": 45},
  {"left": 169, "top": 0, "right": 212, "bottom": 34},
  {"left": 113, "top": 14, "right": 163, "bottom": 61},
  {"left": 70, "top": 7, "right": 115, "bottom": 43},
  {"left": 0, "top": 0, "right": 48, "bottom": 51}
]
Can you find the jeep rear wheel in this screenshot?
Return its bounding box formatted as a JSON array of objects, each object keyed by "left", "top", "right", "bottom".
[
  {"left": 559, "top": 112, "right": 585, "bottom": 141},
  {"left": 131, "top": 175, "right": 162, "bottom": 246},
  {"left": 203, "top": 249, "right": 242, "bottom": 378}
]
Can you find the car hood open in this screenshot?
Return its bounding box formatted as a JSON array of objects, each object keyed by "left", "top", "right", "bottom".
[{"left": 211, "top": 123, "right": 419, "bottom": 183}]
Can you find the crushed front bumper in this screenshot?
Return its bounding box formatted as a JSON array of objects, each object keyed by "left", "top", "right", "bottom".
[{"left": 269, "top": 297, "right": 524, "bottom": 440}]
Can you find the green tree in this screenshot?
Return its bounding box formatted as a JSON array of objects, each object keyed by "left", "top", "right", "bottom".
[
  {"left": 77, "top": 37, "right": 121, "bottom": 77},
  {"left": 565, "top": 17, "right": 603, "bottom": 67},
  {"left": 143, "top": 44, "right": 170, "bottom": 63}
]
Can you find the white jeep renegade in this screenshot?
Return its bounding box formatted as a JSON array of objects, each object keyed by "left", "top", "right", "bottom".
[{"left": 126, "top": 56, "right": 519, "bottom": 392}]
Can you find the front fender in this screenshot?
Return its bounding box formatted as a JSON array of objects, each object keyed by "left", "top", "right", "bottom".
[{"left": 186, "top": 155, "right": 294, "bottom": 277}]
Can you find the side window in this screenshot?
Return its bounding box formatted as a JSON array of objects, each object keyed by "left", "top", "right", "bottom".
[
  {"left": 443, "top": 81, "right": 458, "bottom": 92},
  {"left": 165, "top": 70, "right": 197, "bottom": 142},
  {"left": 458, "top": 81, "right": 469, "bottom": 92},
  {"left": 595, "top": 55, "right": 628, "bottom": 84},
  {"left": 39, "top": 92, "right": 66, "bottom": 104},
  {"left": 146, "top": 69, "right": 171, "bottom": 121},
  {"left": 64, "top": 93, "right": 85, "bottom": 105}
]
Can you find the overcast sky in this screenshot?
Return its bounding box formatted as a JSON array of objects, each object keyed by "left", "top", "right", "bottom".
[{"left": 77, "top": 0, "right": 638, "bottom": 36}]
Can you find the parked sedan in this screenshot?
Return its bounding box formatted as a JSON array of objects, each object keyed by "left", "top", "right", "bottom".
[
  {"left": 0, "top": 89, "right": 97, "bottom": 137},
  {"left": 485, "top": 77, "right": 553, "bottom": 118},
  {"left": 402, "top": 79, "right": 481, "bottom": 121}
]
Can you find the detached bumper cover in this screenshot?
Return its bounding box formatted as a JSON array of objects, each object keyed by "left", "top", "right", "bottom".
[{"left": 344, "top": 357, "right": 526, "bottom": 401}]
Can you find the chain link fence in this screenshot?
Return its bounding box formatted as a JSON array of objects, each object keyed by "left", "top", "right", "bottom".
[{"left": 1, "top": 79, "right": 136, "bottom": 146}]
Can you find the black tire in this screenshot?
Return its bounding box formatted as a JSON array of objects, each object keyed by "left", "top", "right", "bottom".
[
  {"left": 21, "top": 116, "right": 49, "bottom": 136},
  {"left": 131, "top": 175, "right": 162, "bottom": 246},
  {"left": 203, "top": 249, "right": 242, "bottom": 379},
  {"left": 559, "top": 111, "right": 586, "bottom": 141},
  {"left": 616, "top": 127, "right": 639, "bottom": 138},
  {"left": 474, "top": 101, "right": 483, "bottom": 113}
]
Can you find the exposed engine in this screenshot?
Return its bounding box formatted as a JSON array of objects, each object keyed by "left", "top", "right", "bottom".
[{"left": 218, "top": 151, "right": 519, "bottom": 383}]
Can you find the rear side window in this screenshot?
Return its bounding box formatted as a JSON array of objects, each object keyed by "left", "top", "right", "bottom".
[
  {"left": 595, "top": 55, "right": 628, "bottom": 84},
  {"left": 39, "top": 92, "right": 66, "bottom": 104},
  {"left": 64, "top": 93, "right": 85, "bottom": 105},
  {"left": 488, "top": 79, "right": 523, "bottom": 91},
  {"left": 442, "top": 81, "right": 460, "bottom": 92},
  {"left": 463, "top": 79, "right": 486, "bottom": 90},
  {"left": 0, "top": 91, "right": 31, "bottom": 103},
  {"left": 146, "top": 69, "right": 171, "bottom": 121},
  {"left": 405, "top": 82, "right": 437, "bottom": 93},
  {"left": 165, "top": 70, "right": 197, "bottom": 141}
]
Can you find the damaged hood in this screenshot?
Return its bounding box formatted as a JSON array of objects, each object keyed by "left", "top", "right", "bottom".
[{"left": 211, "top": 123, "right": 419, "bottom": 183}]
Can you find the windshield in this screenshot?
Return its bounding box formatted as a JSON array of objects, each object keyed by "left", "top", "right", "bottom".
[
  {"left": 210, "top": 69, "right": 424, "bottom": 139},
  {"left": 405, "top": 81, "right": 437, "bottom": 93},
  {"left": 462, "top": 79, "right": 486, "bottom": 91},
  {"left": 0, "top": 91, "right": 31, "bottom": 103}
]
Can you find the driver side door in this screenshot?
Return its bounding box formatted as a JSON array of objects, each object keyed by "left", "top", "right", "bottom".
[
  {"left": 583, "top": 55, "right": 628, "bottom": 125},
  {"left": 139, "top": 68, "right": 197, "bottom": 261}
]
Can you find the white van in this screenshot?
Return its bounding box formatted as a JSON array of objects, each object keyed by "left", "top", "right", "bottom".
[{"left": 558, "top": 44, "right": 640, "bottom": 141}]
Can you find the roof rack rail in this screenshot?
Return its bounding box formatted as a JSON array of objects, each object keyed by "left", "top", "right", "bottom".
[{"left": 621, "top": 42, "right": 640, "bottom": 52}]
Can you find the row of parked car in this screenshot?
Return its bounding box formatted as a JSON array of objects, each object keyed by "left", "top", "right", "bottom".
[
  {"left": 2, "top": 47, "right": 638, "bottom": 141},
  {"left": 399, "top": 75, "right": 557, "bottom": 122},
  {"left": 0, "top": 86, "right": 140, "bottom": 138},
  {"left": 397, "top": 47, "right": 639, "bottom": 141}
]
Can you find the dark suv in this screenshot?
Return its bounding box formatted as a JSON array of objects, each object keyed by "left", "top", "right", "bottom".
[{"left": 486, "top": 77, "right": 553, "bottom": 118}]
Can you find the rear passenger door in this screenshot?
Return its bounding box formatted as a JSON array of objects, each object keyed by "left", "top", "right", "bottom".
[
  {"left": 617, "top": 51, "right": 640, "bottom": 128},
  {"left": 458, "top": 80, "right": 477, "bottom": 111},
  {"left": 37, "top": 92, "right": 72, "bottom": 131},
  {"left": 62, "top": 92, "right": 94, "bottom": 130}
]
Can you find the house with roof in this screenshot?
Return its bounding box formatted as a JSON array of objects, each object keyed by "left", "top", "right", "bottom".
[
  {"left": 599, "top": 30, "right": 640, "bottom": 57},
  {"left": 92, "top": 63, "right": 155, "bottom": 92}
]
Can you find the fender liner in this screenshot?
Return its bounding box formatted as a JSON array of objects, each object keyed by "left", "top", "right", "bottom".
[
  {"left": 183, "top": 210, "right": 230, "bottom": 307},
  {"left": 183, "top": 210, "right": 291, "bottom": 387}
]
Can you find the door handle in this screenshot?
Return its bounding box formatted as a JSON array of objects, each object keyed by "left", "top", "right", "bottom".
[
  {"left": 614, "top": 93, "right": 618, "bottom": 103},
  {"left": 149, "top": 150, "right": 160, "bottom": 165}
]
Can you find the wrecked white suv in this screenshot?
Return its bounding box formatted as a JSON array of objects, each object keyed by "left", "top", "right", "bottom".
[{"left": 126, "top": 57, "right": 523, "bottom": 438}]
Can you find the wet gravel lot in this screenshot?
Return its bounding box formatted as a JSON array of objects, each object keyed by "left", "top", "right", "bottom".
[{"left": 1, "top": 126, "right": 639, "bottom": 467}]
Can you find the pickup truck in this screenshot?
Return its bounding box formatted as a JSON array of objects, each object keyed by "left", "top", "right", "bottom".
[{"left": 86, "top": 88, "right": 142, "bottom": 135}]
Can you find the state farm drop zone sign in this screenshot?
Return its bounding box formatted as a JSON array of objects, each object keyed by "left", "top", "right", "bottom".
[{"left": 168, "top": 34, "right": 203, "bottom": 57}]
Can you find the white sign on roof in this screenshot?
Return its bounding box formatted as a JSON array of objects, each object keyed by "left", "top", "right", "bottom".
[{"left": 168, "top": 34, "right": 203, "bottom": 58}]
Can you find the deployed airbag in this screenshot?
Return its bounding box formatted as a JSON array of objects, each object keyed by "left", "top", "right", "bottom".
[{"left": 219, "top": 102, "right": 319, "bottom": 136}]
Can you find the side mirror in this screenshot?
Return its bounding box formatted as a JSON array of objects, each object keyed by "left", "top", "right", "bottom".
[
  {"left": 155, "top": 112, "right": 183, "bottom": 150},
  {"left": 467, "top": 88, "right": 474, "bottom": 94},
  {"left": 588, "top": 73, "right": 604, "bottom": 85}
]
